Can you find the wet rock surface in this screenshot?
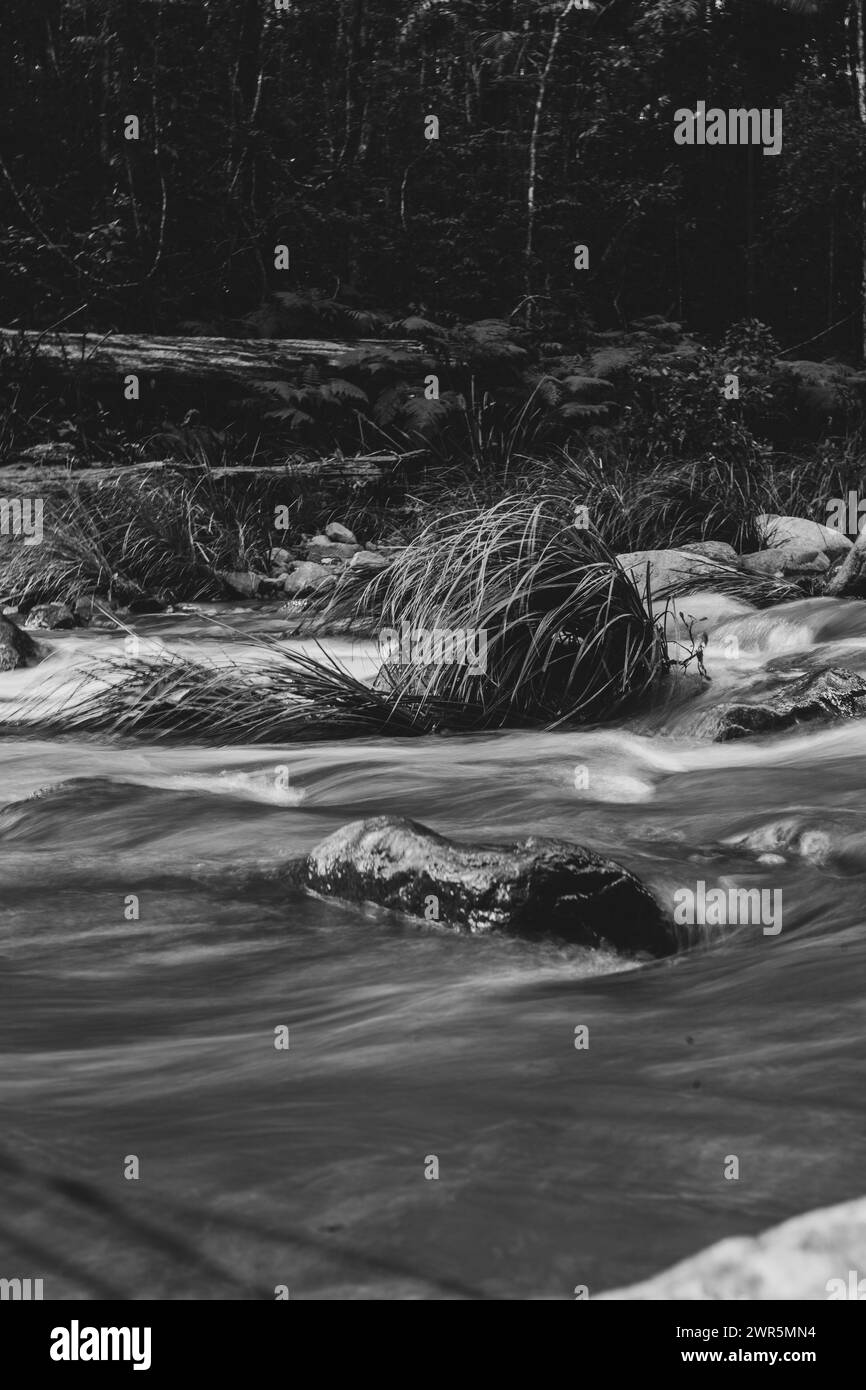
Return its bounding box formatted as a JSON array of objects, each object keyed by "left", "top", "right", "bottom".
[
  {"left": 825, "top": 525, "right": 866, "bottom": 598},
  {"left": 287, "top": 814, "right": 675, "bottom": 956},
  {"left": 598, "top": 1195, "right": 866, "bottom": 1300},
  {"left": 688, "top": 667, "right": 866, "bottom": 741},
  {"left": 21, "top": 602, "right": 77, "bottom": 630},
  {"left": 0, "top": 613, "right": 43, "bottom": 668}
]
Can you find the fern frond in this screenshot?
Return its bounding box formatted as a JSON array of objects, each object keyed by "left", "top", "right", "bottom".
[
  {"left": 387, "top": 315, "right": 449, "bottom": 340},
  {"left": 558, "top": 401, "right": 613, "bottom": 420},
  {"left": 373, "top": 384, "right": 412, "bottom": 426},
  {"left": 319, "top": 379, "right": 369, "bottom": 405}
]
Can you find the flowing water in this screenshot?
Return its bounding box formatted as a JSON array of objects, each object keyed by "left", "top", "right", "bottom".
[{"left": 1, "top": 598, "right": 865, "bottom": 1300}]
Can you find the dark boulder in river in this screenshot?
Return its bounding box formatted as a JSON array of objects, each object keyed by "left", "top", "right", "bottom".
[
  {"left": 691, "top": 667, "right": 866, "bottom": 742},
  {"left": 0, "top": 613, "right": 42, "bottom": 670},
  {"left": 288, "top": 815, "right": 675, "bottom": 956}
]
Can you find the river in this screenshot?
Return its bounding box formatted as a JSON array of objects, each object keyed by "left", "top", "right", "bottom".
[{"left": 1, "top": 597, "right": 864, "bottom": 1299}]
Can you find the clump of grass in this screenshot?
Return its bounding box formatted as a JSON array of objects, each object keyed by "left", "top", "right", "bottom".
[
  {"left": 656, "top": 562, "right": 803, "bottom": 607},
  {"left": 9, "top": 643, "right": 471, "bottom": 744},
  {"left": 2, "top": 471, "right": 271, "bottom": 607},
  {"left": 758, "top": 435, "right": 865, "bottom": 527},
  {"left": 9, "top": 495, "right": 671, "bottom": 741},
  {"left": 0, "top": 329, "right": 55, "bottom": 463},
  {"left": 366, "top": 493, "right": 668, "bottom": 727},
  {"left": 547, "top": 448, "right": 771, "bottom": 555},
  {"left": 435, "top": 449, "right": 818, "bottom": 608},
  {"left": 422, "top": 380, "right": 558, "bottom": 482},
  {"left": 403, "top": 440, "right": 781, "bottom": 558}
]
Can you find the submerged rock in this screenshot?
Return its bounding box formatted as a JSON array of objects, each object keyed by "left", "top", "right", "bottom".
[
  {"left": 287, "top": 815, "right": 675, "bottom": 955},
  {"left": 722, "top": 815, "right": 866, "bottom": 874},
  {"left": 689, "top": 667, "right": 866, "bottom": 741},
  {"left": 0, "top": 613, "right": 42, "bottom": 669},
  {"left": 598, "top": 1195, "right": 866, "bottom": 1299}
]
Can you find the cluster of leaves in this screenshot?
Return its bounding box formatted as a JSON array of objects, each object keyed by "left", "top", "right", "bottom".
[
  {"left": 228, "top": 290, "right": 626, "bottom": 455},
  {"left": 230, "top": 297, "right": 532, "bottom": 449},
  {"left": 610, "top": 319, "right": 795, "bottom": 465}
]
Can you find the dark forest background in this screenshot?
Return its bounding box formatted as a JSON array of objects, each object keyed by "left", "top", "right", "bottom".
[
  {"left": 1, "top": 0, "right": 863, "bottom": 351},
  {"left": 2, "top": 0, "right": 866, "bottom": 591}
]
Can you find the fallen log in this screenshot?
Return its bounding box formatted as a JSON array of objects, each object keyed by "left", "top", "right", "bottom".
[
  {"left": 0, "top": 451, "right": 426, "bottom": 500},
  {"left": 0, "top": 328, "right": 427, "bottom": 386}
]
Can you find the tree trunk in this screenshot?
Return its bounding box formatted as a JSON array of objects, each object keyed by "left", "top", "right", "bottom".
[
  {"left": 852, "top": 0, "right": 866, "bottom": 360},
  {"left": 525, "top": 1, "right": 572, "bottom": 311},
  {"left": 338, "top": 0, "right": 366, "bottom": 167},
  {"left": 230, "top": 0, "right": 266, "bottom": 203},
  {"left": 745, "top": 143, "right": 755, "bottom": 312},
  {"left": 828, "top": 193, "right": 836, "bottom": 335},
  {"left": 0, "top": 454, "right": 426, "bottom": 498},
  {"left": 0, "top": 329, "right": 425, "bottom": 388}
]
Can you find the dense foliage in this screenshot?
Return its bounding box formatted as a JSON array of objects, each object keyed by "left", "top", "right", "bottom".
[{"left": 1, "top": 0, "right": 864, "bottom": 356}]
